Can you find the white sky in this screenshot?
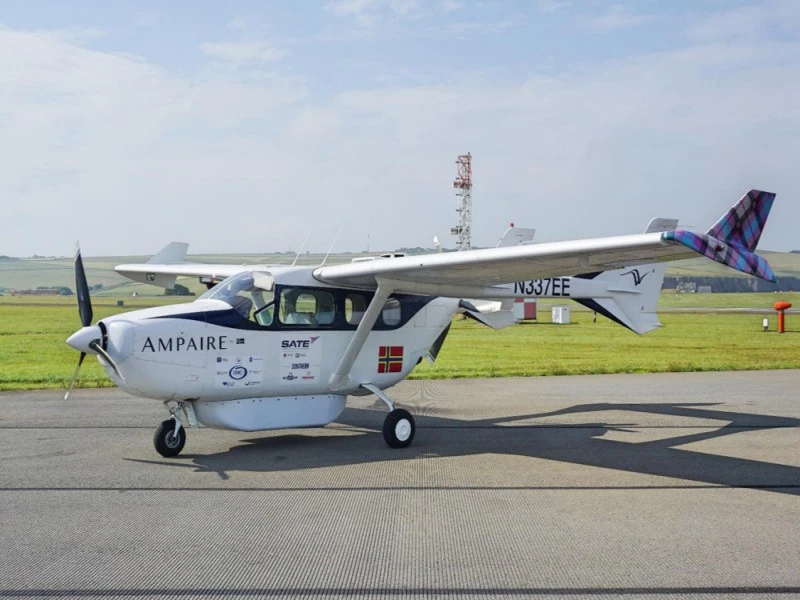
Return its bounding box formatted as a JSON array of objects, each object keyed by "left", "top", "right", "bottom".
[{"left": 1, "top": 1, "right": 799, "bottom": 256}]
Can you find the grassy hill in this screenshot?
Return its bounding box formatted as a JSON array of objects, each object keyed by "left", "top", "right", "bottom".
[
  {"left": 663, "top": 250, "right": 800, "bottom": 278},
  {"left": 0, "top": 251, "right": 379, "bottom": 296}
]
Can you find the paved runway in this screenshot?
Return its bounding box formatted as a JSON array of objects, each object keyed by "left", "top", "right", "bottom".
[{"left": 1, "top": 371, "right": 799, "bottom": 599}]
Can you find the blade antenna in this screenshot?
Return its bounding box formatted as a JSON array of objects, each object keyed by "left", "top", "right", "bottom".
[
  {"left": 291, "top": 229, "right": 312, "bottom": 267},
  {"left": 320, "top": 224, "right": 344, "bottom": 267}
]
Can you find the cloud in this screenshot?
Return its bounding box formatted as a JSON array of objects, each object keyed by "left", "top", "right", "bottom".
[
  {"left": 535, "top": 0, "right": 571, "bottom": 15},
  {"left": 200, "top": 40, "right": 285, "bottom": 63},
  {"left": 1, "top": 21, "right": 799, "bottom": 257},
  {"left": 687, "top": 1, "right": 800, "bottom": 42},
  {"left": 132, "top": 9, "right": 161, "bottom": 28},
  {"left": 325, "top": 0, "right": 380, "bottom": 17},
  {"left": 585, "top": 4, "right": 656, "bottom": 31},
  {"left": 325, "top": 0, "right": 422, "bottom": 26},
  {"left": 438, "top": 0, "right": 463, "bottom": 13},
  {"left": 440, "top": 18, "right": 518, "bottom": 36}
]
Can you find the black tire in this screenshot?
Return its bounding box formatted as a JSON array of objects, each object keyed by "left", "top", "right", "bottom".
[
  {"left": 382, "top": 409, "right": 415, "bottom": 449},
  {"left": 154, "top": 419, "right": 186, "bottom": 457}
]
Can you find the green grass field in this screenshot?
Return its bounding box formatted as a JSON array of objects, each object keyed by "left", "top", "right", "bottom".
[
  {"left": 1, "top": 295, "right": 798, "bottom": 391},
  {"left": 657, "top": 291, "right": 798, "bottom": 309},
  {"left": 411, "top": 312, "right": 800, "bottom": 379}
]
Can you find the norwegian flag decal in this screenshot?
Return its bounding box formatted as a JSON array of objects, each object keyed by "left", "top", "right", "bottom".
[{"left": 378, "top": 346, "right": 403, "bottom": 373}]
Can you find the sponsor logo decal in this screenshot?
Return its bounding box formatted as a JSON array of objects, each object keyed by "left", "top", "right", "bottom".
[
  {"left": 229, "top": 365, "right": 248, "bottom": 380},
  {"left": 142, "top": 335, "right": 227, "bottom": 352},
  {"left": 620, "top": 268, "right": 653, "bottom": 286},
  {"left": 280, "top": 336, "right": 320, "bottom": 349},
  {"left": 280, "top": 335, "right": 322, "bottom": 383},
  {"left": 217, "top": 356, "right": 263, "bottom": 387},
  {"left": 378, "top": 346, "right": 404, "bottom": 373}
]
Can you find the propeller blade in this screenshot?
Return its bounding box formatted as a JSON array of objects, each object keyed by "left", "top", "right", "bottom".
[
  {"left": 89, "top": 340, "right": 125, "bottom": 383},
  {"left": 64, "top": 352, "right": 86, "bottom": 400},
  {"left": 74, "top": 243, "right": 93, "bottom": 327}
]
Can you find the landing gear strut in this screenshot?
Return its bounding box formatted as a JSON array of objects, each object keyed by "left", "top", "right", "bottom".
[{"left": 361, "top": 383, "right": 416, "bottom": 448}]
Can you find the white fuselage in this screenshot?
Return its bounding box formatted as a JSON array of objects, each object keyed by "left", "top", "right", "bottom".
[{"left": 89, "top": 267, "right": 457, "bottom": 431}]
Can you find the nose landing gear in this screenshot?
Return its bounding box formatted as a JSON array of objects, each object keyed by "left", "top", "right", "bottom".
[
  {"left": 153, "top": 401, "right": 196, "bottom": 457},
  {"left": 154, "top": 418, "right": 185, "bottom": 457}
]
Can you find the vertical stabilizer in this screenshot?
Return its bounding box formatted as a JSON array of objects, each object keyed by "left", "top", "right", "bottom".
[
  {"left": 663, "top": 190, "right": 776, "bottom": 281},
  {"left": 147, "top": 242, "right": 189, "bottom": 264},
  {"left": 706, "top": 189, "right": 774, "bottom": 251}
]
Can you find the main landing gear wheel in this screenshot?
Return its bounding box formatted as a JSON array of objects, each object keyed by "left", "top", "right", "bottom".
[
  {"left": 154, "top": 418, "right": 186, "bottom": 457},
  {"left": 382, "top": 409, "right": 415, "bottom": 449}
]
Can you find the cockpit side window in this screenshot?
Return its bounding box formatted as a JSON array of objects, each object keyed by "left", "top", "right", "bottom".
[
  {"left": 254, "top": 302, "right": 275, "bottom": 326},
  {"left": 279, "top": 288, "right": 336, "bottom": 327},
  {"left": 200, "top": 271, "right": 275, "bottom": 326}
]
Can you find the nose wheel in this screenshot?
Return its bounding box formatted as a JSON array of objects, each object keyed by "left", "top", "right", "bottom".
[
  {"left": 383, "top": 409, "right": 415, "bottom": 448},
  {"left": 154, "top": 418, "right": 186, "bottom": 457}
]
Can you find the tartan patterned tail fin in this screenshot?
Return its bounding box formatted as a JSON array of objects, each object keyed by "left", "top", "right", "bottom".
[
  {"left": 662, "top": 190, "right": 776, "bottom": 282},
  {"left": 706, "top": 189, "right": 775, "bottom": 252}
]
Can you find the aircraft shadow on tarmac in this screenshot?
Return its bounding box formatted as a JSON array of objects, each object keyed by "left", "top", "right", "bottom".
[{"left": 130, "top": 400, "right": 800, "bottom": 496}]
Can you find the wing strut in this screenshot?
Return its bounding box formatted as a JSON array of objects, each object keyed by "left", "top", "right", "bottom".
[{"left": 328, "top": 280, "right": 395, "bottom": 392}]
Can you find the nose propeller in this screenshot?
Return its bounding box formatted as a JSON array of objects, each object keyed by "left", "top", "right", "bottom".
[{"left": 64, "top": 244, "right": 124, "bottom": 400}]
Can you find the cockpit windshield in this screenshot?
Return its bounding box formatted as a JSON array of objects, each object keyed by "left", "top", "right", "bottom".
[{"left": 199, "top": 271, "right": 275, "bottom": 325}]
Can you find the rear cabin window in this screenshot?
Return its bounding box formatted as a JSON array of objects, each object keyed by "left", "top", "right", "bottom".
[
  {"left": 279, "top": 288, "right": 335, "bottom": 327},
  {"left": 345, "top": 293, "right": 367, "bottom": 326},
  {"left": 381, "top": 299, "right": 401, "bottom": 326}
]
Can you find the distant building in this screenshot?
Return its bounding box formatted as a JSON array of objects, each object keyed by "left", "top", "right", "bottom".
[{"left": 12, "top": 288, "right": 69, "bottom": 296}]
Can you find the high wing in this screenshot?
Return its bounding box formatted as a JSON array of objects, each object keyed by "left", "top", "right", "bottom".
[
  {"left": 314, "top": 233, "right": 689, "bottom": 290},
  {"left": 313, "top": 190, "right": 776, "bottom": 295}
]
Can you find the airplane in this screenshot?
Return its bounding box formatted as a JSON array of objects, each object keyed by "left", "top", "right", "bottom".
[{"left": 66, "top": 189, "right": 776, "bottom": 457}]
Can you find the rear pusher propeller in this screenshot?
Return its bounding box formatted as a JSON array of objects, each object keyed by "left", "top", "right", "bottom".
[{"left": 64, "top": 244, "right": 124, "bottom": 400}]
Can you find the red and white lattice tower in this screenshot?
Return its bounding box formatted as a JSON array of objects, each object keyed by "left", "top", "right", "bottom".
[{"left": 450, "top": 153, "right": 472, "bottom": 251}]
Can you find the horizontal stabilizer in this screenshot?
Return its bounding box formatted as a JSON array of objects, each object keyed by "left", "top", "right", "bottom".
[
  {"left": 120, "top": 270, "right": 178, "bottom": 289},
  {"left": 573, "top": 259, "right": 667, "bottom": 335},
  {"left": 117, "top": 242, "right": 189, "bottom": 289},
  {"left": 463, "top": 310, "right": 518, "bottom": 330},
  {"left": 459, "top": 300, "right": 517, "bottom": 329}
]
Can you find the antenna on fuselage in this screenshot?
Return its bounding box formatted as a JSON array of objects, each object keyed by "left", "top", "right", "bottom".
[
  {"left": 320, "top": 224, "right": 344, "bottom": 267},
  {"left": 291, "top": 229, "right": 312, "bottom": 266}
]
